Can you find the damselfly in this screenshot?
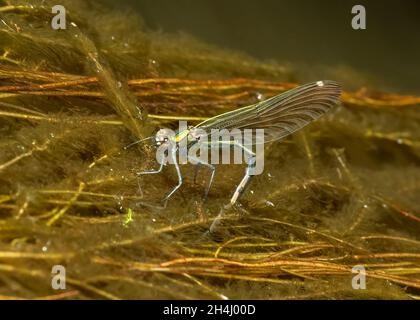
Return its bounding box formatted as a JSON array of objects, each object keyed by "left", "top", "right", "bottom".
[{"left": 133, "top": 80, "right": 341, "bottom": 208}]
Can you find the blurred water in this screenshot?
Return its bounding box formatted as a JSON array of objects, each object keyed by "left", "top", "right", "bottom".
[{"left": 103, "top": 0, "right": 420, "bottom": 94}]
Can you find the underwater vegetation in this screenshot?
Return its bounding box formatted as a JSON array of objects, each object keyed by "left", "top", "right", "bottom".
[{"left": 0, "top": 0, "right": 420, "bottom": 299}]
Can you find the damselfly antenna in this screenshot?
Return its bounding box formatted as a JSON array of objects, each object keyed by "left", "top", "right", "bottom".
[{"left": 124, "top": 136, "right": 155, "bottom": 150}]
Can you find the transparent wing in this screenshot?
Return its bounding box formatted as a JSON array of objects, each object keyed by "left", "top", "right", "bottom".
[{"left": 194, "top": 80, "right": 341, "bottom": 144}]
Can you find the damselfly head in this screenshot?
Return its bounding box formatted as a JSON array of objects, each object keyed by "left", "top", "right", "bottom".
[{"left": 155, "top": 128, "right": 173, "bottom": 146}]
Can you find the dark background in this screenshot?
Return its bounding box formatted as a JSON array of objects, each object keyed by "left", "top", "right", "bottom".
[{"left": 104, "top": 0, "right": 420, "bottom": 94}]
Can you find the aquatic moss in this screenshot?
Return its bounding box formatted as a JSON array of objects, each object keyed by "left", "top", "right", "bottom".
[{"left": 0, "top": 0, "right": 419, "bottom": 299}]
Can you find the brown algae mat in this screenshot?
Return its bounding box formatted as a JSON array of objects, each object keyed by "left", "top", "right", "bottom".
[{"left": 0, "top": 0, "right": 419, "bottom": 299}]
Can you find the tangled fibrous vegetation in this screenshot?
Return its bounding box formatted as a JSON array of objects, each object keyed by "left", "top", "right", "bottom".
[{"left": 0, "top": 0, "right": 419, "bottom": 299}]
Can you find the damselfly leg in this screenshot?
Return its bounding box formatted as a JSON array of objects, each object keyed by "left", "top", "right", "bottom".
[
  {"left": 189, "top": 155, "right": 216, "bottom": 200},
  {"left": 228, "top": 157, "right": 255, "bottom": 207},
  {"left": 205, "top": 141, "right": 257, "bottom": 233},
  {"left": 201, "top": 140, "right": 257, "bottom": 206},
  {"left": 161, "top": 147, "right": 183, "bottom": 205},
  {"left": 137, "top": 161, "right": 164, "bottom": 176},
  {"left": 136, "top": 143, "right": 183, "bottom": 206}
]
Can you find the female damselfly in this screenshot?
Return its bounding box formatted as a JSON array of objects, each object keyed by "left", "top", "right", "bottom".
[{"left": 134, "top": 80, "right": 341, "bottom": 208}]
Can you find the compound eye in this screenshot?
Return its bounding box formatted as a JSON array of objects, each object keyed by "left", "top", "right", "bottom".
[{"left": 155, "top": 128, "right": 174, "bottom": 144}]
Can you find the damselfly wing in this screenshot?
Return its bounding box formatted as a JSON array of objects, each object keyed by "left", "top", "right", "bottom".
[{"left": 191, "top": 80, "right": 341, "bottom": 144}]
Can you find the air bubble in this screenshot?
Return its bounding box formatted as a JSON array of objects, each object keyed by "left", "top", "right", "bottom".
[{"left": 266, "top": 200, "right": 275, "bottom": 207}]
